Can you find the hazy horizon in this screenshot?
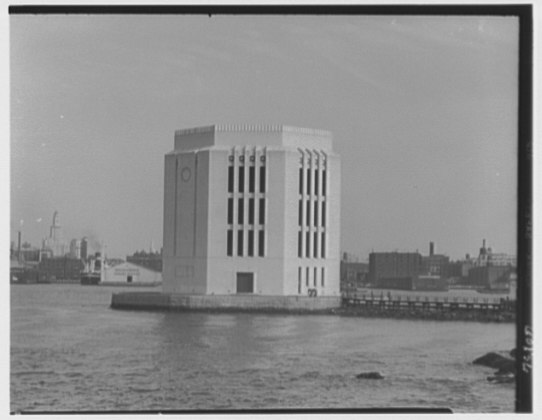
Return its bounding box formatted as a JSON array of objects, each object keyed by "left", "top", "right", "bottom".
[{"left": 10, "top": 14, "right": 519, "bottom": 261}]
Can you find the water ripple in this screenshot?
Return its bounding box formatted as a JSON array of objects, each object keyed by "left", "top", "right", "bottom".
[{"left": 11, "top": 284, "right": 516, "bottom": 412}]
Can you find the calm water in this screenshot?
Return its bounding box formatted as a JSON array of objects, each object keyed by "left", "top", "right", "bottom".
[{"left": 11, "top": 284, "right": 515, "bottom": 413}]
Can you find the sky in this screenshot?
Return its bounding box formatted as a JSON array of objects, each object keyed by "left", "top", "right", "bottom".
[{"left": 9, "top": 13, "right": 519, "bottom": 261}]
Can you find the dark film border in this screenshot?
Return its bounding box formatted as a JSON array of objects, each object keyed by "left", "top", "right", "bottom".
[{"left": 515, "top": 3, "right": 533, "bottom": 414}]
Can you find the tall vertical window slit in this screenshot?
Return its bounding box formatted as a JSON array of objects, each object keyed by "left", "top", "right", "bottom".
[
  {"left": 238, "top": 198, "right": 244, "bottom": 224},
  {"left": 248, "top": 231, "right": 254, "bottom": 257},
  {"left": 258, "top": 230, "right": 265, "bottom": 256},
  {"left": 227, "top": 198, "right": 233, "bottom": 224},
  {"left": 237, "top": 230, "right": 243, "bottom": 256},
  {"left": 259, "top": 199, "right": 265, "bottom": 224},
  {"left": 249, "top": 198, "right": 254, "bottom": 224},
  {"left": 228, "top": 166, "right": 234, "bottom": 193},
  {"left": 227, "top": 230, "right": 233, "bottom": 256},
  {"left": 259, "top": 166, "right": 266, "bottom": 192},
  {"left": 249, "top": 166, "right": 255, "bottom": 193},
  {"left": 238, "top": 165, "right": 244, "bottom": 192}
]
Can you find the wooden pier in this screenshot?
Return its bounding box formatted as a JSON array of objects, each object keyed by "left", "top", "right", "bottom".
[{"left": 342, "top": 293, "right": 515, "bottom": 313}]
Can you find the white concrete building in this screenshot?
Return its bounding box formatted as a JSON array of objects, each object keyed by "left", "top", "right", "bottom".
[
  {"left": 102, "top": 261, "right": 162, "bottom": 285},
  {"left": 162, "top": 124, "right": 341, "bottom": 297}
]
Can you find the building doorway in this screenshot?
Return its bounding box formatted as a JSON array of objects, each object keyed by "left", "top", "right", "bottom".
[
  {"left": 127, "top": 275, "right": 133, "bottom": 283},
  {"left": 236, "top": 272, "right": 254, "bottom": 293}
]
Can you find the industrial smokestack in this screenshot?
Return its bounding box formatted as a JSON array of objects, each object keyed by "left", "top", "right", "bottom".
[
  {"left": 429, "top": 242, "right": 434, "bottom": 256},
  {"left": 17, "top": 231, "right": 22, "bottom": 261}
]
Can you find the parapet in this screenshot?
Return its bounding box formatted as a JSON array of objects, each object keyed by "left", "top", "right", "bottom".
[{"left": 173, "top": 124, "right": 334, "bottom": 152}]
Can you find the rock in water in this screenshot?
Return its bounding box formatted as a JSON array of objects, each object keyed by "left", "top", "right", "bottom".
[
  {"left": 474, "top": 351, "right": 516, "bottom": 384},
  {"left": 487, "top": 373, "right": 515, "bottom": 384},
  {"left": 496, "top": 361, "right": 516, "bottom": 375},
  {"left": 473, "top": 352, "right": 515, "bottom": 374},
  {"left": 356, "top": 371, "right": 384, "bottom": 380},
  {"left": 473, "top": 352, "right": 502, "bottom": 367}
]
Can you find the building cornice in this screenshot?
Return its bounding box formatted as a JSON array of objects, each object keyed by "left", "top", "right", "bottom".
[{"left": 175, "top": 124, "right": 332, "bottom": 138}]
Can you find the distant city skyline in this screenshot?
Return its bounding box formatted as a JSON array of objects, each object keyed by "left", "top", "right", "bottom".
[
  {"left": 10, "top": 207, "right": 510, "bottom": 263},
  {"left": 10, "top": 14, "right": 518, "bottom": 260}
]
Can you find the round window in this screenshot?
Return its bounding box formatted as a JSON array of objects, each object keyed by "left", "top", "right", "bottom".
[{"left": 181, "top": 167, "right": 191, "bottom": 182}]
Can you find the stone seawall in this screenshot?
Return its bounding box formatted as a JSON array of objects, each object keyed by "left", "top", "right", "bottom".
[
  {"left": 111, "top": 292, "right": 341, "bottom": 313},
  {"left": 340, "top": 294, "right": 515, "bottom": 322},
  {"left": 110, "top": 292, "right": 514, "bottom": 322},
  {"left": 111, "top": 292, "right": 171, "bottom": 310}
]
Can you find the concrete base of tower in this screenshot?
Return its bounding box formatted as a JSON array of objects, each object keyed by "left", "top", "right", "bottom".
[{"left": 111, "top": 292, "right": 341, "bottom": 313}]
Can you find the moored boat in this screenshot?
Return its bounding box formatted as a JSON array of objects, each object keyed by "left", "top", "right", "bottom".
[
  {"left": 80, "top": 272, "right": 101, "bottom": 285},
  {"left": 80, "top": 252, "right": 103, "bottom": 285}
]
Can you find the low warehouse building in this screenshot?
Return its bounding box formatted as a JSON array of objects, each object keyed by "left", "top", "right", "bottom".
[{"left": 102, "top": 261, "right": 162, "bottom": 285}]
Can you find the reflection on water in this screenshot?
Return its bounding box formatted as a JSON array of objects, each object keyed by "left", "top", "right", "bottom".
[{"left": 11, "top": 284, "right": 515, "bottom": 412}]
